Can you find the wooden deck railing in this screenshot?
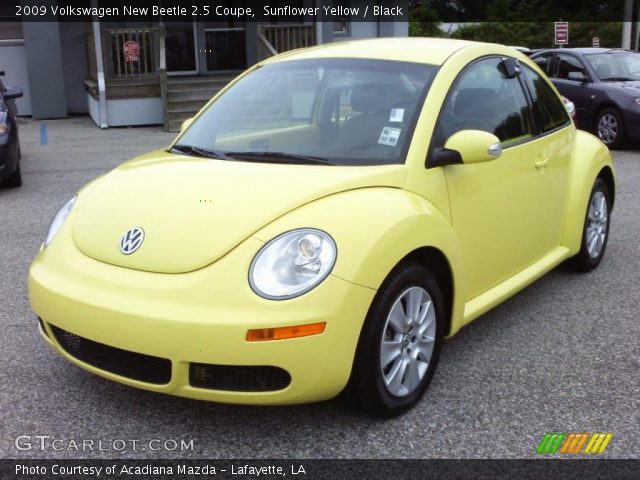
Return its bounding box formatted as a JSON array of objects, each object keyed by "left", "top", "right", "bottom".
[
  {"left": 257, "top": 25, "right": 316, "bottom": 61},
  {"left": 101, "top": 27, "right": 161, "bottom": 80}
]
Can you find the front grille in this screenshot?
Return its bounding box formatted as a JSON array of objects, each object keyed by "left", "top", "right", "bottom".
[
  {"left": 190, "top": 363, "right": 291, "bottom": 392},
  {"left": 50, "top": 325, "right": 171, "bottom": 385}
]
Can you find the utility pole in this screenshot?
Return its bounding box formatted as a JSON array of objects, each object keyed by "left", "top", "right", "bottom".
[
  {"left": 622, "top": 0, "right": 633, "bottom": 49},
  {"left": 636, "top": 0, "right": 640, "bottom": 50}
]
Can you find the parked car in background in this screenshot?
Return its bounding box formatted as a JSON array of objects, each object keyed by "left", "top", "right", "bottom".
[
  {"left": 0, "top": 70, "right": 23, "bottom": 188},
  {"left": 531, "top": 48, "right": 640, "bottom": 148}
]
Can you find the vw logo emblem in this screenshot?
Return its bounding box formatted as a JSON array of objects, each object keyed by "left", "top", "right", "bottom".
[{"left": 119, "top": 227, "right": 145, "bottom": 255}]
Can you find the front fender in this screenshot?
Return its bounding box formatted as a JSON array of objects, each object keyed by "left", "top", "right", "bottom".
[
  {"left": 562, "top": 130, "right": 615, "bottom": 254},
  {"left": 252, "top": 187, "right": 466, "bottom": 333}
]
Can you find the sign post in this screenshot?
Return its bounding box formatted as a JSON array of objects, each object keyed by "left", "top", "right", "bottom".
[{"left": 555, "top": 22, "right": 569, "bottom": 46}]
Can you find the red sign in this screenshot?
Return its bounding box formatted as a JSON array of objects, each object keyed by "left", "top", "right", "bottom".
[
  {"left": 592, "top": 37, "right": 600, "bottom": 47},
  {"left": 555, "top": 22, "right": 569, "bottom": 45},
  {"left": 123, "top": 40, "right": 139, "bottom": 63}
]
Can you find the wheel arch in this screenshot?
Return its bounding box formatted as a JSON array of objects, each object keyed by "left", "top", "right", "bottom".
[
  {"left": 598, "top": 165, "right": 616, "bottom": 210},
  {"left": 400, "top": 247, "right": 455, "bottom": 337},
  {"left": 593, "top": 102, "right": 622, "bottom": 130},
  {"left": 563, "top": 130, "right": 616, "bottom": 254}
]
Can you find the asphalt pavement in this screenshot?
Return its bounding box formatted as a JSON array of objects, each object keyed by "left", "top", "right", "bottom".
[{"left": 0, "top": 117, "right": 638, "bottom": 459}]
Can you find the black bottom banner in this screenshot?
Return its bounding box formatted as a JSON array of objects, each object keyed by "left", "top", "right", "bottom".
[{"left": 2, "top": 459, "right": 640, "bottom": 480}]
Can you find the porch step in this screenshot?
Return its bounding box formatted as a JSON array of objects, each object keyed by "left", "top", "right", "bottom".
[
  {"left": 168, "top": 100, "right": 212, "bottom": 113},
  {"left": 167, "top": 90, "right": 217, "bottom": 102},
  {"left": 165, "top": 75, "right": 235, "bottom": 132}
]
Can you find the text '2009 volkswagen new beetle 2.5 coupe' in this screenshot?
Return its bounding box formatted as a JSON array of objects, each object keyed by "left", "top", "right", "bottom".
[{"left": 29, "top": 38, "right": 615, "bottom": 417}]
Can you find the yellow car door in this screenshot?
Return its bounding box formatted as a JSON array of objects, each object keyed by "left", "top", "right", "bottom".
[{"left": 433, "top": 57, "right": 560, "bottom": 300}]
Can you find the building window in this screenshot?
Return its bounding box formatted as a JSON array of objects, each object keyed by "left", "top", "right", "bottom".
[
  {"left": 332, "top": 1, "right": 350, "bottom": 34},
  {"left": 333, "top": 19, "right": 350, "bottom": 34},
  {"left": 0, "top": 22, "right": 23, "bottom": 41}
]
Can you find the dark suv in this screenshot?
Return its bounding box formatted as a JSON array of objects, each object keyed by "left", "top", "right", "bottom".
[
  {"left": 0, "top": 70, "right": 23, "bottom": 188},
  {"left": 531, "top": 48, "right": 640, "bottom": 148}
]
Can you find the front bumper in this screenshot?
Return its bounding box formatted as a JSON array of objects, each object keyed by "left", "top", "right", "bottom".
[{"left": 29, "top": 221, "right": 376, "bottom": 405}]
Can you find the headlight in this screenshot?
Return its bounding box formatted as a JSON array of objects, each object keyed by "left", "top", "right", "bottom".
[
  {"left": 0, "top": 122, "right": 8, "bottom": 135},
  {"left": 634, "top": 98, "right": 640, "bottom": 106},
  {"left": 249, "top": 229, "right": 337, "bottom": 300},
  {"left": 44, "top": 195, "right": 76, "bottom": 248}
]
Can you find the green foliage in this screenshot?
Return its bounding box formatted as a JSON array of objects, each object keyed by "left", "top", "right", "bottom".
[
  {"left": 449, "top": 22, "right": 622, "bottom": 49},
  {"left": 408, "top": 1, "right": 625, "bottom": 48},
  {"left": 409, "top": 2, "right": 444, "bottom": 37}
]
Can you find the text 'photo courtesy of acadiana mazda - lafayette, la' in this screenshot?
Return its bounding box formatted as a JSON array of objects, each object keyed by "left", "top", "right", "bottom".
[
  {"left": 532, "top": 47, "right": 640, "bottom": 149},
  {"left": 28, "top": 38, "right": 615, "bottom": 417}
]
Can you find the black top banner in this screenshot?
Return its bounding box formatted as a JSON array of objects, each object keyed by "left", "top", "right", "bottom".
[
  {"left": 0, "top": 0, "right": 629, "bottom": 23},
  {"left": 3, "top": 0, "right": 409, "bottom": 23}
]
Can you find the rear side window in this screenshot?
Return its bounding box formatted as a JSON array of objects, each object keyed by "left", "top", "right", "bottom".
[{"left": 521, "top": 65, "right": 570, "bottom": 133}]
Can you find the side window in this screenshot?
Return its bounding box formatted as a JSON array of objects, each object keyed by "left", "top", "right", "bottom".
[
  {"left": 556, "top": 54, "right": 587, "bottom": 80},
  {"left": 534, "top": 54, "right": 553, "bottom": 75},
  {"left": 521, "top": 65, "right": 570, "bottom": 133},
  {"left": 437, "top": 57, "right": 533, "bottom": 147}
]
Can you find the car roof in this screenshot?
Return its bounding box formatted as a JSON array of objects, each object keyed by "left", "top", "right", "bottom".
[
  {"left": 533, "top": 47, "right": 632, "bottom": 56},
  {"left": 263, "top": 37, "right": 477, "bottom": 66}
]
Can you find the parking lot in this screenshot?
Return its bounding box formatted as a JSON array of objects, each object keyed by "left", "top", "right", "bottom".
[{"left": 1, "top": 116, "right": 638, "bottom": 459}]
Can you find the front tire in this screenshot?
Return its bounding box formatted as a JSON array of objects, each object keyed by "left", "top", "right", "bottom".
[
  {"left": 347, "top": 262, "right": 444, "bottom": 417},
  {"left": 596, "top": 108, "right": 625, "bottom": 149},
  {"left": 1, "top": 142, "right": 22, "bottom": 188},
  {"left": 568, "top": 178, "right": 611, "bottom": 271}
]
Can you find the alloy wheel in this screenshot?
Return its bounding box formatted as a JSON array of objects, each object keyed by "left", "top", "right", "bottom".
[
  {"left": 586, "top": 190, "right": 609, "bottom": 258},
  {"left": 380, "top": 286, "right": 436, "bottom": 397},
  {"left": 597, "top": 113, "right": 619, "bottom": 145}
]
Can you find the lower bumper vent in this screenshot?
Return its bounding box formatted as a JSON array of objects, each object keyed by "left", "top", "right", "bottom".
[
  {"left": 190, "top": 363, "right": 291, "bottom": 392},
  {"left": 38, "top": 317, "right": 49, "bottom": 338},
  {"left": 50, "top": 325, "right": 171, "bottom": 385}
]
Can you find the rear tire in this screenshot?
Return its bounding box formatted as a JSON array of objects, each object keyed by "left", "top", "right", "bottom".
[
  {"left": 346, "top": 262, "right": 444, "bottom": 417},
  {"left": 568, "top": 178, "right": 611, "bottom": 271}
]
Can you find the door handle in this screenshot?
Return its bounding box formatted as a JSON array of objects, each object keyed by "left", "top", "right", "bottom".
[{"left": 534, "top": 157, "right": 549, "bottom": 169}]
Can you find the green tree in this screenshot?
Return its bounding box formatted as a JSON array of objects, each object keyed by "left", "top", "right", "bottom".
[
  {"left": 409, "top": 2, "right": 444, "bottom": 37},
  {"left": 450, "top": 22, "right": 622, "bottom": 49}
]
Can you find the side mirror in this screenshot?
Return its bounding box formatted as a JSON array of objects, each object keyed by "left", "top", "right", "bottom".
[
  {"left": 179, "top": 117, "right": 194, "bottom": 133},
  {"left": 567, "top": 71, "right": 587, "bottom": 83},
  {"left": 432, "top": 130, "right": 502, "bottom": 167},
  {"left": 4, "top": 87, "right": 23, "bottom": 100}
]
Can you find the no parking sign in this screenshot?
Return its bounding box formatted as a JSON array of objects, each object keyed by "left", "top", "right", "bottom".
[{"left": 123, "top": 40, "right": 139, "bottom": 62}]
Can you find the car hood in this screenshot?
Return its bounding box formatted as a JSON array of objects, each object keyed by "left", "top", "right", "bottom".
[
  {"left": 72, "top": 151, "right": 406, "bottom": 273},
  {"left": 602, "top": 79, "right": 640, "bottom": 92}
]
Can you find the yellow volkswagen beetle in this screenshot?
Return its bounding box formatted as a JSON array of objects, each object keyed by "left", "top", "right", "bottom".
[{"left": 29, "top": 38, "right": 615, "bottom": 417}]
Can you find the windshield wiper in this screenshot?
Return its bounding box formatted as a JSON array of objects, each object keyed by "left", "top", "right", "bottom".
[
  {"left": 601, "top": 76, "right": 636, "bottom": 81},
  {"left": 225, "top": 151, "right": 334, "bottom": 165},
  {"left": 170, "top": 144, "right": 231, "bottom": 160}
]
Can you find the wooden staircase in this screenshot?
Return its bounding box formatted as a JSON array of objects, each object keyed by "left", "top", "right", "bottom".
[{"left": 165, "top": 75, "right": 236, "bottom": 132}]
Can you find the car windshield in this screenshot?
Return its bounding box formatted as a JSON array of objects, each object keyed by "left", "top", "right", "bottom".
[
  {"left": 585, "top": 51, "right": 640, "bottom": 81},
  {"left": 174, "top": 58, "right": 438, "bottom": 166}
]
